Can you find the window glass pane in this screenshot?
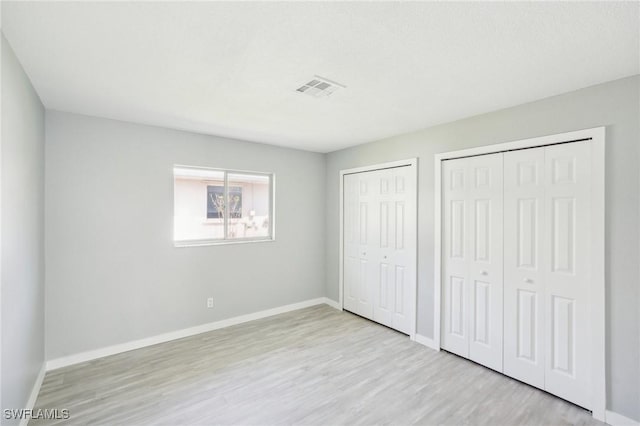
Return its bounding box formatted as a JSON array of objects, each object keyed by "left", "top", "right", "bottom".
[
  {"left": 207, "top": 185, "right": 227, "bottom": 219},
  {"left": 174, "top": 167, "right": 225, "bottom": 242},
  {"left": 227, "top": 173, "right": 271, "bottom": 239}
]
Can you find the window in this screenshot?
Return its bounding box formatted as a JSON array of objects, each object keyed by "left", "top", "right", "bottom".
[{"left": 173, "top": 166, "right": 274, "bottom": 246}]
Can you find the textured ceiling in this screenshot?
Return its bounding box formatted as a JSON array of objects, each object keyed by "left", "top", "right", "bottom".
[{"left": 2, "top": 1, "right": 638, "bottom": 152}]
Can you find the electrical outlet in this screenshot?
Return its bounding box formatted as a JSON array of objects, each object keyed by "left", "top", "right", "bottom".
[{"left": 207, "top": 297, "right": 214, "bottom": 308}]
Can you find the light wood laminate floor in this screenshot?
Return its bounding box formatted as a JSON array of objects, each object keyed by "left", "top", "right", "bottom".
[{"left": 32, "top": 305, "right": 601, "bottom": 425}]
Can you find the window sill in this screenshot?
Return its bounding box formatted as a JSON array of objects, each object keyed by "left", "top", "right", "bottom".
[{"left": 173, "top": 238, "right": 275, "bottom": 248}]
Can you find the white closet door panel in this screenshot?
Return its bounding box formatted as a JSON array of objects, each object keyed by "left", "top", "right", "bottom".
[
  {"left": 467, "top": 153, "right": 503, "bottom": 372},
  {"left": 343, "top": 173, "right": 360, "bottom": 314},
  {"left": 504, "top": 148, "right": 546, "bottom": 388},
  {"left": 390, "top": 166, "right": 416, "bottom": 334},
  {"left": 543, "top": 142, "right": 591, "bottom": 409},
  {"left": 371, "top": 167, "right": 416, "bottom": 334},
  {"left": 442, "top": 159, "right": 470, "bottom": 357},
  {"left": 344, "top": 172, "right": 375, "bottom": 319},
  {"left": 373, "top": 169, "right": 394, "bottom": 328},
  {"left": 358, "top": 171, "right": 377, "bottom": 319}
]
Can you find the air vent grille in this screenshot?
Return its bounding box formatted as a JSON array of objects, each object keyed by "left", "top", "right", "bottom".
[{"left": 296, "top": 76, "right": 345, "bottom": 98}]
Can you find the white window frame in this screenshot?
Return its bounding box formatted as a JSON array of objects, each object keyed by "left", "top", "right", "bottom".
[{"left": 173, "top": 165, "right": 275, "bottom": 247}]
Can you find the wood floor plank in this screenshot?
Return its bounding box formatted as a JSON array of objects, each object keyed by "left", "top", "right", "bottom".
[{"left": 31, "top": 305, "right": 602, "bottom": 425}]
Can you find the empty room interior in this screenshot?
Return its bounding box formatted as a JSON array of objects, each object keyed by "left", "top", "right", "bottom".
[{"left": 2, "top": 1, "right": 640, "bottom": 425}]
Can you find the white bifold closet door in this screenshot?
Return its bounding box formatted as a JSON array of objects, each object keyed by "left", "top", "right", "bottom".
[
  {"left": 504, "top": 142, "right": 592, "bottom": 409},
  {"left": 442, "top": 141, "right": 593, "bottom": 410},
  {"left": 441, "top": 153, "right": 504, "bottom": 372},
  {"left": 343, "top": 166, "right": 416, "bottom": 334}
]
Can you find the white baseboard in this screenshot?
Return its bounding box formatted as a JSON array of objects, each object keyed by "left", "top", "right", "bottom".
[
  {"left": 606, "top": 410, "right": 640, "bottom": 426},
  {"left": 47, "top": 297, "right": 333, "bottom": 371},
  {"left": 413, "top": 333, "right": 440, "bottom": 351},
  {"left": 18, "top": 363, "right": 47, "bottom": 426},
  {"left": 321, "top": 297, "right": 341, "bottom": 310}
]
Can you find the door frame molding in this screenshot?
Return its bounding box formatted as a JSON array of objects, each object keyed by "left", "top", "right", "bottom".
[
  {"left": 433, "top": 127, "right": 605, "bottom": 420},
  {"left": 339, "top": 158, "right": 419, "bottom": 337}
]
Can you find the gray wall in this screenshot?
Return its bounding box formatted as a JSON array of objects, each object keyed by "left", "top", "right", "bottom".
[
  {"left": 45, "top": 111, "right": 325, "bottom": 360},
  {"left": 1, "top": 34, "right": 46, "bottom": 422},
  {"left": 324, "top": 75, "right": 640, "bottom": 420}
]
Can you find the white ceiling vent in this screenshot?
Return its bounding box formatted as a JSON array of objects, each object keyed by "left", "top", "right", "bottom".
[{"left": 296, "top": 76, "right": 345, "bottom": 98}]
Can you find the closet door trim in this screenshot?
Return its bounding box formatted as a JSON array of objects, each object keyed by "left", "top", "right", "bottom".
[
  {"left": 339, "top": 158, "right": 418, "bottom": 337},
  {"left": 434, "top": 127, "right": 605, "bottom": 421}
]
